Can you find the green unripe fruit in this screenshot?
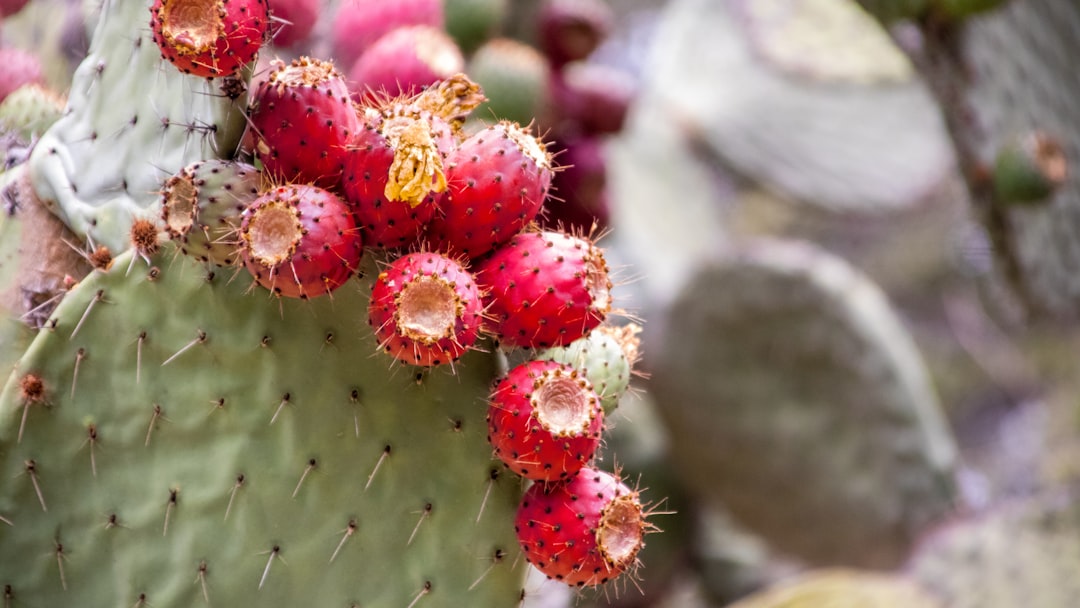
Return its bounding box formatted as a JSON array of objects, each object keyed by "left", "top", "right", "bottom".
[
  {"left": 992, "top": 131, "right": 1067, "bottom": 205},
  {"left": 0, "top": 84, "right": 65, "bottom": 141},
  {"left": 535, "top": 323, "right": 639, "bottom": 415}
]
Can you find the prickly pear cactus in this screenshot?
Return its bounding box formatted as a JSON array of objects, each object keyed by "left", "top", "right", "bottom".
[
  {"left": 648, "top": 239, "right": 958, "bottom": 568},
  {"left": 900, "top": 0, "right": 1080, "bottom": 319},
  {"left": 26, "top": 0, "right": 249, "bottom": 252},
  {"left": 726, "top": 569, "right": 941, "bottom": 608},
  {"left": 0, "top": 246, "right": 525, "bottom": 605}
]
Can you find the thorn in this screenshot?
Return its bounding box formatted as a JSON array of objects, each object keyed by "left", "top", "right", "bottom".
[
  {"left": 408, "top": 503, "right": 433, "bottom": 546},
  {"left": 365, "top": 445, "right": 391, "bottom": 491},
  {"left": 258, "top": 545, "right": 282, "bottom": 590},
  {"left": 71, "top": 289, "right": 105, "bottom": 339},
  {"left": 145, "top": 404, "right": 167, "bottom": 446},
  {"left": 23, "top": 460, "right": 46, "bottom": 511},
  {"left": 207, "top": 397, "right": 226, "bottom": 417},
  {"left": 132, "top": 592, "right": 149, "bottom": 608},
  {"left": 195, "top": 561, "right": 210, "bottom": 603},
  {"left": 71, "top": 348, "right": 87, "bottom": 400},
  {"left": 225, "top": 474, "right": 245, "bottom": 521},
  {"left": 82, "top": 423, "right": 99, "bottom": 477},
  {"left": 163, "top": 488, "right": 178, "bottom": 536},
  {"left": 162, "top": 330, "right": 207, "bottom": 366},
  {"left": 469, "top": 549, "right": 506, "bottom": 591},
  {"left": 329, "top": 519, "right": 357, "bottom": 564},
  {"left": 269, "top": 392, "right": 291, "bottom": 425},
  {"left": 0, "top": 514, "right": 11, "bottom": 526},
  {"left": 406, "top": 581, "right": 431, "bottom": 608},
  {"left": 477, "top": 469, "right": 499, "bottom": 523},
  {"left": 291, "top": 458, "right": 317, "bottom": 498},
  {"left": 136, "top": 331, "right": 146, "bottom": 384},
  {"left": 54, "top": 540, "right": 68, "bottom": 590},
  {"left": 105, "top": 512, "right": 122, "bottom": 529}
]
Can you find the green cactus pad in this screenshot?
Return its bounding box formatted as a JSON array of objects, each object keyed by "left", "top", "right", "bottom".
[
  {"left": 0, "top": 84, "right": 65, "bottom": 142},
  {"left": 726, "top": 569, "right": 941, "bottom": 608},
  {"left": 908, "top": 490, "right": 1080, "bottom": 607},
  {"left": 0, "top": 244, "right": 526, "bottom": 606},
  {"left": 648, "top": 238, "right": 958, "bottom": 568},
  {"left": 27, "top": 0, "right": 250, "bottom": 253}
]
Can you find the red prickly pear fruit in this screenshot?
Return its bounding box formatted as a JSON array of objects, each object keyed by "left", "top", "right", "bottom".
[
  {"left": 549, "top": 62, "right": 636, "bottom": 136},
  {"left": 541, "top": 136, "right": 609, "bottom": 233},
  {"left": 347, "top": 25, "right": 464, "bottom": 104},
  {"left": 240, "top": 184, "right": 363, "bottom": 299},
  {"left": 0, "top": 0, "right": 29, "bottom": 18},
  {"left": 427, "top": 122, "right": 554, "bottom": 260},
  {"left": 0, "top": 48, "right": 43, "bottom": 103},
  {"left": 267, "top": 0, "right": 321, "bottom": 48},
  {"left": 475, "top": 230, "right": 611, "bottom": 349},
  {"left": 537, "top": 0, "right": 613, "bottom": 68},
  {"left": 368, "top": 251, "right": 485, "bottom": 367},
  {"left": 149, "top": 0, "right": 270, "bottom": 79},
  {"left": 248, "top": 56, "right": 361, "bottom": 189},
  {"left": 330, "top": 0, "right": 445, "bottom": 70},
  {"left": 487, "top": 360, "right": 604, "bottom": 482},
  {"left": 343, "top": 105, "right": 455, "bottom": 250},
  {"left": 515, "top": 466, "right": 647, "bottom": 586}
]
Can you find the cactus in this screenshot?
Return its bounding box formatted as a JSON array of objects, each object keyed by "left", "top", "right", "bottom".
[
  {"left": 647, "top": 239, "right": 958, "bottom": 569},
  {"left": 0, "top": 0, "right": 655, "bottom": 605},
  {"left": 895, "top": 0, "right": 1080, "bottom": 320},
  {"left": 726, "top": 569, "right": 941, "bottom": 608},
  {"left": 907, "top": 489, "right": 1080, "bottom": 607}
]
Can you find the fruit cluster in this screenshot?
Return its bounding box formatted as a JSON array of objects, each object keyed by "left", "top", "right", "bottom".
[{"left": 149, "top": 0, "right": 651, "bottom": 591}]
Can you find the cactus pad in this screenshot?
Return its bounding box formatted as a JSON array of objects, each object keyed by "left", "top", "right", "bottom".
[{"left": 0, "top": 244, "right": 526, "bottom": 606}]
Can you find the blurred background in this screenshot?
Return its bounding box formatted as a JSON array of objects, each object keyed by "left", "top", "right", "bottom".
[{"left": 5, "top": 0, "right": 1079, "bottom": 606}]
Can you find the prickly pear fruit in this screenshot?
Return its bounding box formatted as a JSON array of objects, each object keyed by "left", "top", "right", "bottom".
[
  {"left": 330, "top": 0, "right": 445, "bottom": 70},
  {"left": 537, "top": 0, "right": 614, "bottom": 68},
  {"left": 249, "top": 56, "right": 360, "bottom": 189},
  {"left": 368, "top": 251, "right": 485, "bottom": 367},
  {"left": 467, "top": 38, "right": 551, "bottom": 127},
  {"left": 0, "top": 84, "right": 64, "bottom": 141},
  {"left": 427, "top": 122, "right": 554, "bottom": 260},
  {"left": 343, "top": 105, "right": 454, "bottom": 250},
  {"left": 240, "top": 184, "right": 363, "bottom": 299},
  {"left": 487, "top": 360, "right": 604, "bottom": 481},
  {"left": 161, "top": 159, "right": 263, "bottom": 266},
  {"left": 475, "top": 230, "right": 612, "bottom": 349},
  {"left": 149, "top": 0, "right": 270, "bottom": 78},
  {"left": 535, "top": 323, "right": 639, "bottom": 415},
  {"left": 348, "top": 25, "right": 465, "bottom": 103},
  {"left": 542, "top": 135, "right": 609, "bottom": 233},
  {"left": 515, "top": 466, "right": 647, "bottom": 586},
  {"left": 267, "top": 0, "right": 320, "bottom": 48},
  {"left": 444, "top": 0, "right": 509, "bottom": 55},
  {"left": 992, "top": 131, "right": 1067, "bottom": 205},
  {"left": 0, "top": 48, "right": 43, "bottom": 102}
]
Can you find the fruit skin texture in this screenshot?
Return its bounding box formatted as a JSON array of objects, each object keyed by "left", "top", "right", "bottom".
[
  {"left": 475, "top": 230, "right": 612, "bottom": 349},
  {"left": 248, "top": 57, "right": 360, "bottom": 189},
  {"left": 427, "top": 121, "right": 554, "bottom": 260},
  {"left": 343, "top": 106, "right": 454, "bottom": 250},
  {"left": 347, "top": 25, "right": 464, "bottom": 103},
  {"left": 149, "top": 0, "right": 270, "bottom": 78},
  {"left": 487, "top": 360, "right": 604, "bottom": 481},
  {"left": 368, "top": 251, "right": 485, "bottom": 366},
  {"left": 515, "top": 466, "right": 646, "bottom": 586},
  {"left": 240, "top": 184, "right": 363, "bottom": 299}
]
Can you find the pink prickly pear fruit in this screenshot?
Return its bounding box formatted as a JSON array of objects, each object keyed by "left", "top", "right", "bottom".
[
  {"left": 541, "top": 136, "right": 609, "bottom": 233},
  {"left": 487, "top": 360, "right": 604, "bottom": 482},
  {"left": 248, "top": 56, "right": 360, "bottom": 189},
  {"left": 0, "top": 0, "right": 28, "bottom": 17},
  {"left": 549, "top": 62, "right": 636, "bottom": 136},
  {"left": 239, "top": 184, "right": 363, "bottom": 299},
  {"left": 149, "top": 0, "right": 270, "bottom": 78},
  {"left": 343, "top": 104, "right": 456, "bottom": 250},
  {"left": 475, "top": 230, "right": 612, "bottom": 349},
  {"left": 0, "top": 48, "right": 43, "bottom": 103},
  {"left": 368, "top": 251, "right": 485, "bottom": 367},
  {"left": 267, "top": 0, "right": 320, "bottom": 48},
  {"left": 515, "top": 466, "right": 648, "bottom": 586},
  {"left": 348, "top": 25, "right": 464, "bottom": 104},
  {"left": 331, "top": 0, "right": 445, "bottom": 70},
  {"left": 537, "top": 0, "right": 613, "bottom": 68},
  {"left": 427, "top": 122, "right": 554, "bottom": 260}
]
